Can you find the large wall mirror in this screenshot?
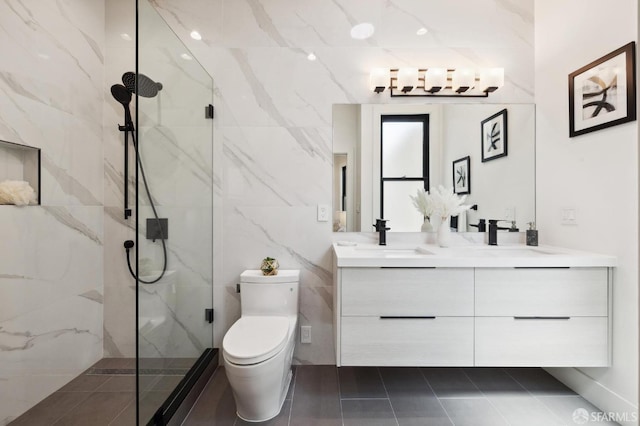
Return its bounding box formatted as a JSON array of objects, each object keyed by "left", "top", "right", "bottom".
[{"left": 332, "top": 103, "right": 535, "bottom": 232}]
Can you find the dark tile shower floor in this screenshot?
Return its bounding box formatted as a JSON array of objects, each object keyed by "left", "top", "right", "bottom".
[
  {"left": 10, "top": 357, "right": 196, "bottom": 426},
  {"left": 183, "top": 366, "right": 620, "bottom": 426}
]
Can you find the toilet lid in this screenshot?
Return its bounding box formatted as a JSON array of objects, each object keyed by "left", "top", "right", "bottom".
[{"left": 223, "top": 316, "right": 290, "bottom": 365}]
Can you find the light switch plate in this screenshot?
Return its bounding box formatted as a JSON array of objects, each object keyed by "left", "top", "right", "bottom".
[
  {"left": 317, "top": 204, "right": 329, "bottom": 222},
  {"left": 561, "top": 207, "right": 577, "bottom": 225},
  {"left": 504, "top": 207, "right": 515, "bottom": 221},
  {"left": 300, "top": 326, "right": 311, "bottom": 343}
]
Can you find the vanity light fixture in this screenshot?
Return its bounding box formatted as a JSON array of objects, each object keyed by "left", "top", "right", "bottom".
[
  {"left": 370, "top": 67, "right": 504, "bottom": 97},
  {"left": 424, "top": 68, "right": 447, "bottom": 93},
  {"left": 397, "top": 68, "right": 419, "bottom": 93},
  {"left": 451, "top": 68, "right": 475, "bottom": 93},
  {"left": 479, "top": 68, "right": 505, "bottom": 93},
  {"left": 370, "top": 68, "right": 390, "bottom": 93}
]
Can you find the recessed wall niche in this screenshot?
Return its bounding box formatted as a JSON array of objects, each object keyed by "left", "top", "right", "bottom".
[{"left": 0, "top": 140, "right": 41, "bottom": 205}]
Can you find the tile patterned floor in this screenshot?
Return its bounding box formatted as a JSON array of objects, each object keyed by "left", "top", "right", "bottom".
[
  {"left": 10, "top": 357, "right": 195, "bottom": 426},
  {"left": 182, "top": 366, "right": 620, "bottom": 426}
]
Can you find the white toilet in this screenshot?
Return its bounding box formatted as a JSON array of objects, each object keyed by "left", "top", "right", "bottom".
[{"left": 222, "top": 269, "right": 299, "bottom": 422}]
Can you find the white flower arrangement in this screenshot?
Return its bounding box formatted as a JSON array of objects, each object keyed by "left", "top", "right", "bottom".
[
  {"left": 428, "top": 185, "right": 472, "bottom": 220},
  {"left": 411, "top": 185, "right": 471, "bottom": 219},
  {"left": 409, "top": 188, "right": 434, "bottom": 221}
]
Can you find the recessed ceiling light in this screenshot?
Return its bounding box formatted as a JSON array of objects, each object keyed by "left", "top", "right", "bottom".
[
  {"left": 350, "top": 23, "right": 375, "bottom": 40},
  {"left": 181, "top": 53, "right": 193, "bottom": 60},
  {"left": 120, "top": 33, "right": 132, "bottom": 41},
  {"left": 190, "top": 30, "right": 202, "bottom": 41},
  {"left": 416, "top": 27, "right": 428, "bottom": 36},
  {"left": 307, "top": 52, "right": 317, "bottom": 61}
]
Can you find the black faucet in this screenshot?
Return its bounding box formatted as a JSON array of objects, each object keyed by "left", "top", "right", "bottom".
[
  {"left": 373, "top": 219, "right": 390, "bottom": 246},
  {"left": 469, "top": 218, "right": 486, "bottom": 232},
  {"left": 487, "top": 220, "right": 519, "bottom": 245}
]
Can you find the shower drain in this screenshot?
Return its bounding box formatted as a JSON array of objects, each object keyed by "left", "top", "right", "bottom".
[{"left": 86, "top": 368, "right": 188, "bottom": 376}]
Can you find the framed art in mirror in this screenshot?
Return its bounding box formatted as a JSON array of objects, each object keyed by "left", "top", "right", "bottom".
[
  {"left": 481, "top": 108, "right": 508, "bottom": 162},
  {"left": 569, "top": 41, "right": 636, "bottom": 137},
  {"left": 453, "top": 156, "right": 470, "bottom": 195}
]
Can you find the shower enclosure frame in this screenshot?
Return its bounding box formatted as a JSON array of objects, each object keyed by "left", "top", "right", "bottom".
[{"left": 133, "top": 1, "right": 217, "bottom": 424}]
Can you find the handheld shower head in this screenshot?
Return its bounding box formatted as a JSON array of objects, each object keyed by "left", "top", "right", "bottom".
[
  {"left": 111, "top": 83, "right": 132, "bottom": 105},
  {"left": 110, "top": 84, "right": 133, "bottom": 126},
  {"left": 122, "top": 72, "right": 163, "bottom": 98}
]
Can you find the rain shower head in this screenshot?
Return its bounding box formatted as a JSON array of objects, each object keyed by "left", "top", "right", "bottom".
[
  {"left": 122, "top": 72, "right": 163, "bottom": 98},
  {"left": 111, "top": 83, "right": 133, "bottom": 125}
]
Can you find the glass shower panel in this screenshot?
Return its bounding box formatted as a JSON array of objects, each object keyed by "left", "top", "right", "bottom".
[{"left": 136, "top": 0, "right": 213, "bottom": 423}]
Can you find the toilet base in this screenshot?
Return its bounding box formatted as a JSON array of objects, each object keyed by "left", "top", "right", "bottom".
[
  {"left": 224, "top": 319, "right": 296, "bottom": 423},
  {"left": 236, "top": 369, "right": 292, "bottom": 423}
]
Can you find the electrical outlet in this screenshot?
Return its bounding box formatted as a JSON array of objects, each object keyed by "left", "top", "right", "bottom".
[
  {"left": 561, "top": 207, "right": 577, "bottom": 225},
  {"left": 300, "top": 326, "right": 311, "bottom": 343},
  {"left": 317, "top": 204, "right": 329, "bottom": 222}
]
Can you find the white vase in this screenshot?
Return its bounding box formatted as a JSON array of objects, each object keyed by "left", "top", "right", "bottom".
[
  {"left": 421, "top": 218, "right": 433, "bottom": 232},
  {"left": 437, "top": 219, "right": 451, "bottom": 247}
]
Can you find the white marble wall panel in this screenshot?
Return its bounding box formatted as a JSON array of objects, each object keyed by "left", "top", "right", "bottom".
[
  {"left": 0, "top": 0, "right": 105, "bottom": 207},
  {"left": 0, "top": 0, "right": 105, "bottom": 422},
  {"left": 153, "top": 0, "right": 535, "bottom": 364},
  {"left": 0, "top": 294, "right": 102, "bottom": 424},
  {"left": 0, "top": 207, "right": 104, "bottom": 424}
]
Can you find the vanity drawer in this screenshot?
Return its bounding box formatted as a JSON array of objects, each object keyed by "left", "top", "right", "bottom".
[
  {"left": 475, "top": 317, "right": 608, "bottom": 366},
  {"left": 341, "top": 268, "right": 474, "bottom": 316},
  {"left": 341, "top": 316, "right": 473, "bottom": 366},
  {"left": 475, "top": 268, "right": 608, "bottom": 316}
]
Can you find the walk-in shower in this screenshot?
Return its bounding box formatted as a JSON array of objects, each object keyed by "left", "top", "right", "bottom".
[
  {"left": 117, "top": 0, "right": 217, "bottom": 422},
  {"left": 4, "top": 0, "right": 216, "bottom": 424}
]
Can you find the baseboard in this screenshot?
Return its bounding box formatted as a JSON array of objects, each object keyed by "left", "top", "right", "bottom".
[{"left": 545, "top": 367, "right": 638, "bottom": 426}]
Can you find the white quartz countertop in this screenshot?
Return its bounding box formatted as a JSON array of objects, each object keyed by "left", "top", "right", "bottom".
[{"left": 332, "top": 242, "right": 617, "bottom": 268}]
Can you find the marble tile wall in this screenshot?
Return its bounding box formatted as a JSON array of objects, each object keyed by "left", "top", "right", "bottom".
[
  {"left": 103, "top": 0, "right": 215, "bottom": 360},
  {"left": 0, "top": 0, "right": 105, "bottom": 423},
  {"left": 152, "top": 0, "right": 535, "bottom": 365}
]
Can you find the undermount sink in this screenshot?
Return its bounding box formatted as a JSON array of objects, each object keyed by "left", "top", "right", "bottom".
[
  {"left": 462, "top": 246, "right": 556, "bottom": 256},
  {"left": 355, "top": 246, "right": 434, "bottom": 256}
]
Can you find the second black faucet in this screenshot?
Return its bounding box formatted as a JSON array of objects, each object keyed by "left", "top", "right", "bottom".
[{"left": 373, "top": 219, "right": 391, "bottom": 245}]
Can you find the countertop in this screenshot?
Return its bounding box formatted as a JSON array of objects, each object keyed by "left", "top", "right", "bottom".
[{"left": 332, "top": 242, "right": 617, "bottom": 268}]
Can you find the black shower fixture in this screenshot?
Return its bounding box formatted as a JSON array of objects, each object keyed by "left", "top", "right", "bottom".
[
  {"left": 122, "top": 71, "right": 163, "bottom": 98},
  {"left": 111, "top": 72, "right": 168, "bottom": 284},
  {"left": 110, "top": 83, "right": 133, "bottom": 127}
]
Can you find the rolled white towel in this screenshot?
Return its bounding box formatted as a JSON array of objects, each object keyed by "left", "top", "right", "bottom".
[{"left": 0, "top": 180, "right": 37, "bottom": 206}]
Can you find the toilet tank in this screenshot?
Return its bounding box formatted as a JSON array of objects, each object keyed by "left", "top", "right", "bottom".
[{"left": 240, "top": 270, "right": 300, "bottom": 317}]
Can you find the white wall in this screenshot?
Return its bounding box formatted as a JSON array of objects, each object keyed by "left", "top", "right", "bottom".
[
  {"left": 535, "top": 0, "right": 639, "bottom": 423},
  {"left": 442, "top": 104, "right": 535, "bottom": 230},
  {"left": 152, "top": 0, "right": 535, "bottom": 364},
  {"left": 0, "top": 1, "right": 105, "bottom": 423}
]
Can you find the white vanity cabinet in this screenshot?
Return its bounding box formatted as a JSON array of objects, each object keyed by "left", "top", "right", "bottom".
[
  {"left": 337, "top": 267, "right": 474, "bottom": 366},
  {"left": 474, "top": 267, "right": 610, "bottom": 367},
  {"left": 333, "top": 255, "right": 612, "bottom": 367}
]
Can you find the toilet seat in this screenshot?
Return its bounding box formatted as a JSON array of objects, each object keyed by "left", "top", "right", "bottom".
[{"left": 223, "top": 316, "right": 290, "bottom": 365}]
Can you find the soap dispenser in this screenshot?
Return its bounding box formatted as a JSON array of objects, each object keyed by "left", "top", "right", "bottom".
[{"left": 526, "top": 222, "right": 538, "bottom": 246}]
